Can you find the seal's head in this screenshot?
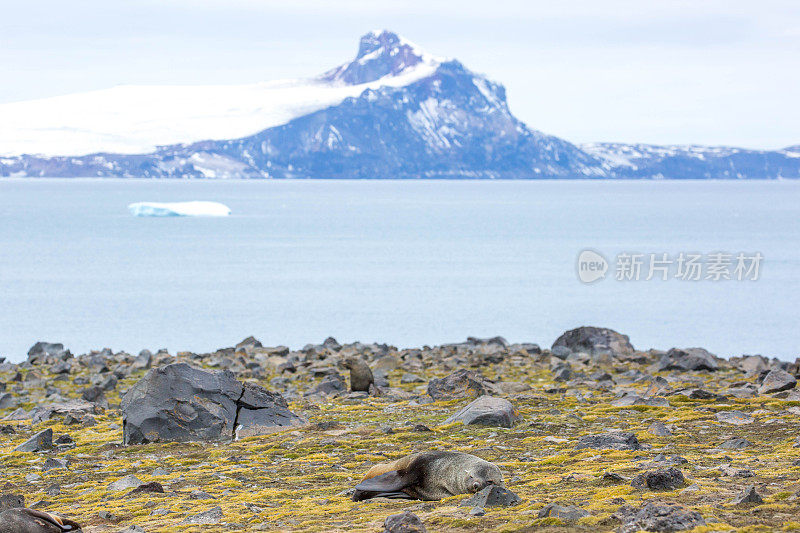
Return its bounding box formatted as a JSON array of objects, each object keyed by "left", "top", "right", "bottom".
[{"left": 463, "top": 460, "right": 503, "bottom": 493}]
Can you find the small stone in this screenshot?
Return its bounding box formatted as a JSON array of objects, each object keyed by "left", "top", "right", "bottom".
[
  {"left": 444, "top": 396, "right": 518, "bottom": 428},
  {"left": 42, "top": 458, "right": 69, "bottom": 471},
  {"left": 537, "top": 503, "right": 590, "bottom": 522},
  {"left": 616, "top": 501, "right": 705, "bottom": 533},
  {"left": 44, "top": 484, "right": 60, "bottom": 496},
  {"left": 631, "top": 467, "right": 685, "bottom": 491},
  {"left": 460, "top": 486, "right": 522, "bottom": 508},
  {"left": 720, "top": 437, "right": 753, "bottom": 450},
  {"left": 99, "top": 510, "right": 119, "bottom": 521},
  {"left": 575, "top": 431, "right": 641, "bottom": 451},
  {"left": 108, "top": 475, "right": 143, "bottom": 491},
  {"left": 14, "top": 429, "right": 53, "bottom": 452},
  {"left": 647, "top": 420, "right": 672, "bottom": 436},
  {"left": 468, "top": 506, "right": 485, "bottom": 516},
  {"left": 180, "top": 506, "right": 223, "bottom": 525},
  {"left": 119, "top": 527, "right": 145, "bottom": 533},
  {"left": 126, "top": 482, "right": 165, "bottom": 497},
  {"left": 715, "top": 410, "right": 754, "bottom": 425},
  {"left": 731, "top": 485, "right": 764, "bottom": 505},
  {"left": 383, "top": 510, "right": 427, "bottom": 533}
]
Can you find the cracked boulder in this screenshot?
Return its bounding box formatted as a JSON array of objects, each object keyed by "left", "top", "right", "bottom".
[{"left": 121, "top": 363, "right": 305, "bottom": 444}]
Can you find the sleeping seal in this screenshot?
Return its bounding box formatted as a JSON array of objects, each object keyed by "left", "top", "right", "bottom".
[
  {"left": 0, "top": 508, "right": 82, "bottom": 532},
  {"left": 352, "top": 451, "right": 503, "bottom": 501}
]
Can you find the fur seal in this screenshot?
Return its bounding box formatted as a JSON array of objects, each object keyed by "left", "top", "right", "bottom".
[
  {"left": 352, "top": 451, "right": 503, "bottom": 501},
  {"left": 342, "top": 356, "right": 374, "bottom": 392},
  {"left": 0, "top": 508, "right": 82, "bottom": 532}
]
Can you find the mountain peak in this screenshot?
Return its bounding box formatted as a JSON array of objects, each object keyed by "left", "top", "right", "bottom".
[{"left": 320, "top": 30, "right": 439, "bottom": 86}]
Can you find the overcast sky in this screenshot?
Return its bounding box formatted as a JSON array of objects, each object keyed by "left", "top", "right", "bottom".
[{"left": 2, "top": 0, "right": 797, "bottom": 149}]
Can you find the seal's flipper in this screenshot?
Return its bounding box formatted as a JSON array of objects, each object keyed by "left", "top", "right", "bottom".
[
  {"left": 22, "top": 509, "right": 82, "bottom": 531},
  {"left": 352, "top": 470, "right": 418, "bottom": 501}
]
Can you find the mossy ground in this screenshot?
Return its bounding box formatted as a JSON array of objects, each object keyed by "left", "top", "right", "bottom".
[{"left": 2, "top": 359, "right": 800, "bottom": 532}]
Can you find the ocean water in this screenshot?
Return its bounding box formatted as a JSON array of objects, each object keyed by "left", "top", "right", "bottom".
[{"left": 0, "top": 178, "right": 798, "bottom": 362}]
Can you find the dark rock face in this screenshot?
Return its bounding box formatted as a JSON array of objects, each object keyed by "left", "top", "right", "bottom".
[
  {"left": 460, "top": 485, "right": 522, "bottom": 508},
  {"left": 631, "top": 468, "right": 686, "bottom": 491},
  {"left": 444, "top": 396, "right": 518, "bottom": 428},
  {"left": 575, "top": 432, "right": 641, "bottom": 451},
  {"left": 551, "top": 327, "right": 634, "bottom": 358},
  {"left": 615, "top": 502, "right": 705, "bottom": 533},
  {"left": 383, "top": 510, "right": 427, "bottom": 533},
  {"left": 120, "top": 363, "right": 305, "bottom": 444},
  {"left": 536, "top": 503, "right": 589, "bottom": 522},
  {"left": 427, "top": 370, "right": 496, "bottom": 400},
  {"left": 658, "top": 348, "right": 719, "bottom": 372},
  {"left": 758, "top": 369, "right": 797, "bottom": 394}
]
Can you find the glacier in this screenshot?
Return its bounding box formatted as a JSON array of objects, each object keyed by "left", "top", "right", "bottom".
[{"left": 128, "top": 201, "right": 231, "bottom": 217}]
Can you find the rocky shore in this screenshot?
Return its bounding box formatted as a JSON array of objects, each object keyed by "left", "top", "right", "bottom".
[{"left": 1, "top": 327, "right": 799, "bottom": 532}]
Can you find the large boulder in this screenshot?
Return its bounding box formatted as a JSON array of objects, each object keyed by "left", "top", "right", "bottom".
[
  {"left": 551, "top": 327, "right": 634, "bottom": 358},
  {"left": 657, "top": 348, "right": 719, "bottom": 372},
  {"left": 121, "top": 363, "right": 305, "bottom": 444},
  {"left": 444, "top": 396, "right": 518, "bottom": 428}
]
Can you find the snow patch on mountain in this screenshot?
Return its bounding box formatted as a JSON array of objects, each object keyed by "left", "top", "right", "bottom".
[{"left": 0, "top": 31, "right": 439, "bottom": 158}]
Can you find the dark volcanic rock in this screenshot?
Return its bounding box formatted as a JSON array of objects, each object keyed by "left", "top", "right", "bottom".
[
  {"left": 758, "top": 369, "right": 797, "bottom": 394},
  {"left": 383, "top": 510, "right": 427, "bottom": 533},
  {"left": 551, "top": 326, "right": 634, "bottom": 358},
  {"left": 444, "top": 396, "right": 518, "bottom": 428},
  {"left": 575, "top": 431, "right": 641, "bottom": 451},
  {"left": 658, "top": 348, "right": 719, "bottom": 372},
  {"left": 616, "top": 502, "right": 705, "bottom": 533},
  {"left": 460, "top": 485, "right": 522, "bottom": 508},
  {"left": 631, "top": 468, "right": 686, "bottom": 491},
  {"left": 537, "top": 503, "right": 589, "bottom": 522},
  {"left": 427, "top": 370, "right": 496, "bottom": 400},
  {"left": 121, "top": 363, "right": 305, "bottom": 444}
]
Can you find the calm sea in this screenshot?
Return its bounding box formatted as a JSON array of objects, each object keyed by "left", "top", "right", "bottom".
[{"left": 0, "top": 178, "right": 797, "bottom": 362}]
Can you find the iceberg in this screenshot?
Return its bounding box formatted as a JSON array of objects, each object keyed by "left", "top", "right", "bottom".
[{"left": 128, "top": 201, "right": 231, "bottom": 217}]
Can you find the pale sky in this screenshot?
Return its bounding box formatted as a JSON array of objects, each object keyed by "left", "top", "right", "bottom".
[{"left": 2, "top": 0, "right": 798, "bottom": 149}]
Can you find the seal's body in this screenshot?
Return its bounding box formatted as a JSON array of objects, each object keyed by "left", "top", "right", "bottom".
[
  {"left": 352, "top": 451, "right": 503, "bottom": 501},
  {"left": 0, "top": 508, "right": 82, "bottom": 533},
  {"left": 343, "top": 357, "right": 374, "bottom": 392}
]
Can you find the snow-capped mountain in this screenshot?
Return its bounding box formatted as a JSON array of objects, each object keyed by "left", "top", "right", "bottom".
[{"left": 0, "top": 30, "right": 798, "bottom": 179}]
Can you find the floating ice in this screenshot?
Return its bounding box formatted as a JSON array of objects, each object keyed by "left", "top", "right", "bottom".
[{"left": 128, "top": 201, "right": 231, "bottom": 217}]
